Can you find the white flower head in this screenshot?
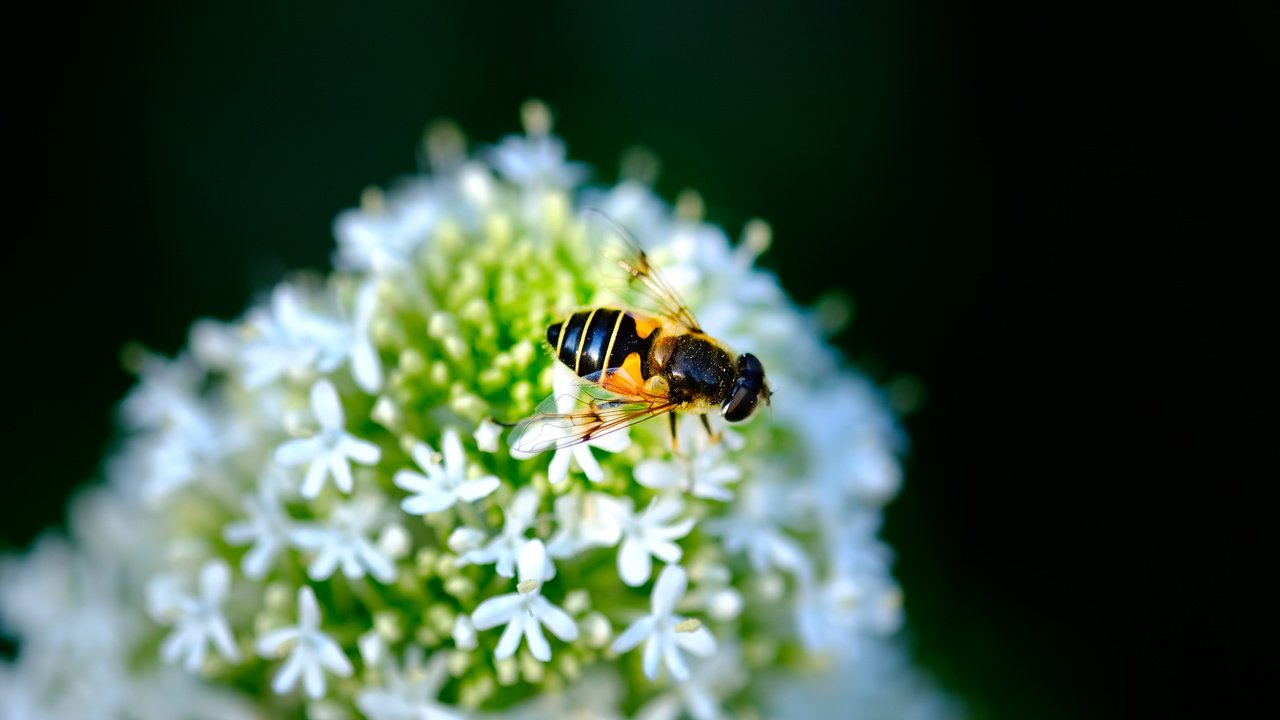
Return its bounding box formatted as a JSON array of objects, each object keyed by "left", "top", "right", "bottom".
[
  {"left": 470, "top": 539, "right": 578, "bottom": 662},
  {"left": 149, "top": 560, "right": 240, "bottom": 673},
  {"left": 256, "top": 586, "right": 352, "bottom": 699},
  {"left": 395, "top": 429, "right": 500, "bottom": 515},
  {"left": 289, "top": 495, "right": 398, "bottom": 583},
  {"left": 274, "top": 378, "right": 381, "bottom": 498},
  {"left": 611, "top": 564, "right": 716, "bottom": 682}
]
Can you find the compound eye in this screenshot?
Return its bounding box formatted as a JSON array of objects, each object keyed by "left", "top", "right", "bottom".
[{"left": 721, "top": 384, "right": 759, "bottom": 423}]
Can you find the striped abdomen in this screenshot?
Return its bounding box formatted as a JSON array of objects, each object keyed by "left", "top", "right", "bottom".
[{"left": 546, "top": 308, "right": 657, "bottom": 380}]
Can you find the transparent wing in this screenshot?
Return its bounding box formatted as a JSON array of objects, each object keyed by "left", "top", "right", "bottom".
[
  {"left": 508, "top": 365, "right": 677, "bottom": 455},
  {"left": 582, "top": 208, "right": 703, "bottom": 332}
]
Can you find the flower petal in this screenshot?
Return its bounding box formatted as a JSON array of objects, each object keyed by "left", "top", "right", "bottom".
[
  {"left": 302, "top": 657, "right": 326, "bottom": 698},
  {"left": 274, "top": 437, "right": 321, "bottom": 467},
  {"left": 618, "top": 537, "right": 653, "bottom": 587},
  {"left": 316, "top": 636, "right": 353, "bottom": 676},
  {"left": 401, "top": 487, "right": 456, "bottom": 515},
  {"left": 517, "top": 539, "right": 549, "bottom": 585},
  {"left": 642, "top": 635, "right": 663, "bottom": 680},
  {"left": 548, "top": 448, "right": 571, "bottom": 485},
  {"left": 471, "top": 593, "right": 524, "bottom": 630},
  {"left": 663, "top": 639, "right": 690, "bottom": 682},
  {"left": 199, "top": 560, "right": 230, "bottom": 603},
  {"left": 301, "top": 458, "right": 329, "bottom": 499},
  {"left": 610, "top": 616, "right": 655, "bottom": 653},
  {"left": 456, "top": 476, "right": 500, "bottom": 502},
  {"left": 494, "top": 614, "right": 525, "bottom": 659},
  {"left": 329, "top": 455, "right": 354, "bottom": 494},
  {"left": 298, "top": 586, "right": 320, "bottom": 630},
  {"left": 311, "top": 379, "right": 344, "bottom": 430},
  {"left": 532, "top": 596, "right": 578, "bottom": 641},
  {"left": 651, "top": 564, "right": 688, "bottom": 616},
  {"left": 342, "top": 436, "right": 382, "bottom": 465},
  {"left": 572, "top": 444, "right": 604, "bottom": 482},
  {"left": 634, "top": 459, "right": 676, "bottom": 489},
  {"left": 674, "top": 625, "right": 717, "bottom": 657},
  {"left": 256, "top": 627, "right": 300, "bottom": 656},
  {"left": 525, "top": 616, "right": 552, "bottom": 662},
  {"left": 441, "top": 429, "right": 465, "bottom": 476},
  {"left": 272, "top": 649, "right": 304, "bottom": 694}
]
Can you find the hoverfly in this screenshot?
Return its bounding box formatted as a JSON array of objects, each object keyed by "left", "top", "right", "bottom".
[{"left": 508, "top": 209, "right": 771, "bottom": 456}]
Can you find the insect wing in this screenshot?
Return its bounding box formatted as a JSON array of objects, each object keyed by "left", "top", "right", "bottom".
[
  {"left": 508, "top": 366, "right": 677, "bottom": 455},
  {"left": 582, "top": 208, "right": 703, "bottom": 332}
]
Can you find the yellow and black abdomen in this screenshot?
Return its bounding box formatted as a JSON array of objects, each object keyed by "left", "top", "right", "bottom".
[{"left": 547, "top": 308, "right": 656, "bottom": 380}]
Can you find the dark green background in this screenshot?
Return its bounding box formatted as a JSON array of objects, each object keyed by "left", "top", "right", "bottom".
[{"left": 3, "top": 1, "right": 1136, "bottom": 716}]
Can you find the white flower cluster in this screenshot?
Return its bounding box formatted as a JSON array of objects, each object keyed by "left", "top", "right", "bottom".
[{"left": 0, "top": 101, "right": 957, "bottom": 719}]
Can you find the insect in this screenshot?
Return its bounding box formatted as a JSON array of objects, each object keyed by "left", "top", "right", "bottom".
[{"left": 508, "top": 209, "right": 771, "bottom": 456}]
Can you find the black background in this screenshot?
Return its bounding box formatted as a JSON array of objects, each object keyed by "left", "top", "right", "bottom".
[{"left": 0, "top": 0, "right": 1210, "bottom": 715}]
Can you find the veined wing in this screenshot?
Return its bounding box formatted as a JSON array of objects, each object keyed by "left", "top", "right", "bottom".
[
  {"left": 508, "top": 365, "right": 677, "bottom": 455},
  {"left": 582, "top": 208, "right": 703, "bottom": 333}
]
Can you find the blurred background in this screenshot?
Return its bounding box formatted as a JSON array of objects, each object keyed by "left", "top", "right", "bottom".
[{"left": 2, "top": 0, "right": 1138, "bottom": 716}]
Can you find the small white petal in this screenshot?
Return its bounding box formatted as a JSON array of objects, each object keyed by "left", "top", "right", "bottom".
[
  {"left": 316, "top": 637, "right": 354, "bottom": 676},
  {"left": 610, "top": 616, "right": 656, "bottom": 653},
  {"left": 471, "top": 593, "right": 524, "bottom": 630},
  {"left": 674, "top": 625, "right": 717, "bottom": 657},
  {"left": 298, "top": 586, "right": 321, "bottom": 630},
  {"left": 301, "top": 459, "right": 329, "bottom": 499},
  {"left": 453, "top": 615, "right": 478, "bottom": 650},
  {"left": 651, "top": 564, "right": 688, "bottom": 617},
  {"left": 548, "top": 448, "right": 571, "bottom": 485},
  {"left": 302, "top": 660, "right": 326, "bottom": 699},
  {"left": 642, "top": 636, "right": 663, "bottom": 680},
  {"left": 532, "top": 597, "right": 578, "bottom": 641},
  {"left": 573, "top": 445, "right": 604, "bottom": 482},
  {"left": 517, "top": 540, "right": 549, "bottom": 584},
  {"left": 618, "top": 537, "right": 653, "bottom": 587},
  {"left": 663, "top": 639, "right": 690, "bottom": 682},
  {"left": 473, "top": 417, "right": 502, "bottom": 453},
  {"left": 275, "top": 437, "right": 321, "bottom": 467},
  {"left": 329, "top": 456, "right": 355, "bottom": 494},
  {"left": 524, "top": 618, "right": 551, "bottom": 662},
  {"left": 311, "top": 379, "right": 345, "bottom": 430},
  {"left": 256, "top": 627, "right": 300, "bottom": 656},
  {"left": 351, "top": 341, "right": 382, "bottom": 394},
  {"left": 273, "top": 650, "right": 304, "bottom": 694},
  {"left": 199, "top": 560, "right": 230, "bottom": 603},
  {"left": 401, "top": 488, "right": 456, "bottom": 515},
  {"left": 494, "top": 614, "right": 525, "bottom": 659},
  {"left": 343, "top": 436, "right": 382, "bottom": 465},
  {"left": 456, "top": 476, "right": 500, "bottom": 502},
  {"left": 441, "top": 429, "right": 465, "bottom": 474}
]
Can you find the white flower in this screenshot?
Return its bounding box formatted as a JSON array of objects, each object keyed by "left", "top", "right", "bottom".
[
  {"left": 148, "top": 560, "right": 240, "bottom": 673},
  {"left": 611, "top": 564, "right": 716, "bottom": 681},
  {"left": 607, "top": 496, "right": 696, "bottom": 587},
  {"left": 256, "top": 586, "right": 352, "bottom": 699},
  {"left": 462, "top": 487, "right": 553, "bottom": 579},
  {"left": 546, "top": 492, "right": 625, "bottom": 559},
  {"left": 634, "top": 645, "right": 747, "bottom": 720},
  {"left": 703, "top": 480, "right": 813, "bottom": 582},
  {"left": 473, "top": 416, "right": 503, "bottom": 453},
  {"left": 355, "top": 645, "right": 464, "bottom": 720},
  {"left": 274, "top": 379, "right": 381, "bottom": 498},
  {"left": 470, "top": 540, "right": 578, "bottom": 662},
  {"left": 634, "top": 442, "right": 742, "bottom": 502},
  {"left": 241, "top": 285, "right": 352, "bottom": 388},
  {"left": 332, "top": 187, "right": 439, "bottom": 275},
  {"left": 487, "top": 102, "right": 586, "bottom": 190},
  {"left": 222, "top": 473, "right": 291, "bottom": 579},
  {"left": 394, "top": 429, "right": 500, "bottom": 515},
  {"left": 289, "top": 496, "right": 398, "bottom": 583}
]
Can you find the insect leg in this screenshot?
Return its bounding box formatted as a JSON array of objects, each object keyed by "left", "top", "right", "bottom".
[
  {"left": 699, "top": 414, "right": 720, "bottom": 445},
  {"left": 669, "top": 412, "right": 680, "bottom": 456}
]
